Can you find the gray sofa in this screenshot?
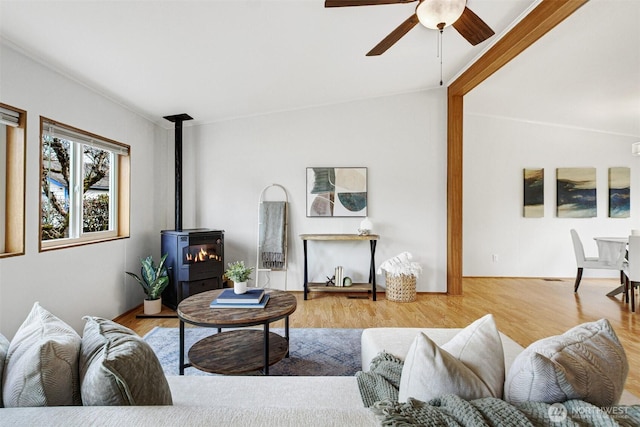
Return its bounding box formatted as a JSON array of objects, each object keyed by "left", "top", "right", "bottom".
[{"left": 1, "top": 309, "right": 638, "bottom": 426}]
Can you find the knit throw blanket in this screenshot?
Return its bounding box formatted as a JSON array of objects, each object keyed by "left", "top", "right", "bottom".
[
  {"left": 356, "top": 352, "right": 640, "bottom": 426},
  {"left": 259, "top": 201, "right": 286, "bottom": 269}
]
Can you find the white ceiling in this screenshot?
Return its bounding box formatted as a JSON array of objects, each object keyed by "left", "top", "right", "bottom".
[
  {"left": 0, "top": 0, "right": 534, "bottom": 127},
  {"left": 466, "top": 0, "right": 640, "bottom": 137},
  {"left": 0, "top": 0, "right": 637, "bottom": 135}
]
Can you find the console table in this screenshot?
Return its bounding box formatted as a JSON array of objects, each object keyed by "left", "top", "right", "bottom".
[{"left": 300, "top": 233, "right": 380, "bottom": 301}]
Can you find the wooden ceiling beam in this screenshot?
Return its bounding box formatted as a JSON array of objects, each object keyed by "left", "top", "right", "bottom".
[
  {"left": 447, "top": 0, "right": 589, "bottom": 295},
  {"left": 450, "top": 0, "right": 589, "bottom": 96}
]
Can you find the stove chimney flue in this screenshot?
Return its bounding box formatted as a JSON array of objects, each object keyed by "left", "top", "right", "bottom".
[{"left": 163, "top": 113, "right": 193, "bottom": 232}]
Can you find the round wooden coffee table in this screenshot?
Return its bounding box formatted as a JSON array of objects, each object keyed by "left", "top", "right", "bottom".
[{"left": 177, "top": 289, "right": 297, "bottom": 375}]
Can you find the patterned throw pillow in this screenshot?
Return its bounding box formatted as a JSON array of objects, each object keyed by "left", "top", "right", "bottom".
[
  {"left": 398, "top": 314, "right": 505, "bottom": 402},
  {"left": 79, "top": 316, "right": 172, "bottom": 406},
  {"left": 2, "top": 302, "right": 82, "bottom": 407},
  {"left": 0, "top": 332, "right": 10, "bottom": 408},
  {"left": 505, "top": 318, "right": 628, "bottom": 406}
]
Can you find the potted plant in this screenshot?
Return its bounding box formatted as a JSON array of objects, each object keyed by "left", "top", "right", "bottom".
[
  {"left": 126, "top": 253, "right": 169, "bottom": 314},
  {"left": 225, "top": 261, "right": 254, "bottom": 294}
]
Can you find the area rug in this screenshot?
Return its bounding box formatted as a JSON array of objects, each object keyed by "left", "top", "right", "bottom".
[{"left": 144, "top": 327, "right": 363, "bottom": 377}]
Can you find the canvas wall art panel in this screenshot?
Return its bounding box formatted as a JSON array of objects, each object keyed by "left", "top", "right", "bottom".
[
  {"left": 306, "top": 167, "right": 367, "bottom": 217},
  {"left": 608, "top": 167, "right": 630, "bottom": 218},
  {"left": 523, "top": 168, "right": 544, "bottom": 218},
  {"left": 556, "top": 167, "right": 597, "bottom": 218}
]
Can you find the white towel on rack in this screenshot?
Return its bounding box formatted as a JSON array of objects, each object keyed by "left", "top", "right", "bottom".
[{"left": 259, "top": 201, "right": 286, "bottom": 269}]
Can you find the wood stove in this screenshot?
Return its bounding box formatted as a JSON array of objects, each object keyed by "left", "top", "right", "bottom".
[
  {"left": 161, "top": 228, "right": 224, "bottom": 309},
  {"left": 161, "top": 113, "right": 225, "bottom": 309}
]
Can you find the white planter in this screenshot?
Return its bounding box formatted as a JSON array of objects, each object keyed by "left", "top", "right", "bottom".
[
  {"left": 234, "top": 281, "right": 247, "bottom": 294},
  {"left": 144, "top": 298, "right": 162, "bottom": 315}
]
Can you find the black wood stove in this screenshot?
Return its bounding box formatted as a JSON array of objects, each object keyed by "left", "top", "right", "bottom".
[
  {"left": 161, "top": 228, "right": 224, "bottom": 309},
  {"left": 161, "top": 114, "right": 224, "bottom": 309}
]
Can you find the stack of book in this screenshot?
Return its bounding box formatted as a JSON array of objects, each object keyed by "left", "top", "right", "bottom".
[{"left": 209, "top": 288, "right": 269, "bottom": 309}]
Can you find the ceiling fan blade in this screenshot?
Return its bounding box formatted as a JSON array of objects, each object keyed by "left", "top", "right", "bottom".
[
  {"left": 325, "top": 0, "right": 417, "bottom": 7},
  {"left": 366, "top": 13, "right": 419, "bottom": 56},
  {"left": 452, "top": 6, "right": 495, "bottom": 46}
]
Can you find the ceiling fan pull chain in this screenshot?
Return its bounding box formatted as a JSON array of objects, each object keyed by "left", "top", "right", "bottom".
[{"left": 439, "top": 27, "right": 444, "bottom": 86}]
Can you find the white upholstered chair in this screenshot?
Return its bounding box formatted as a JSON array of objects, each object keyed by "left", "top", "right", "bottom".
[
  {"left": 570, "top": 229, "right": 626, "bottom": 293},
  {"left": 622, "top": 235, "right": 639, "bottom": 312}
]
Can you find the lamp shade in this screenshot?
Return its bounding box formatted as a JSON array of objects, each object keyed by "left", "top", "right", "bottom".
[
  {"left": 416, "top": 0, "right": 466, "bottom": 30},
  {"left": 633, "top": 142, "right": 640, "bottom": 156}
]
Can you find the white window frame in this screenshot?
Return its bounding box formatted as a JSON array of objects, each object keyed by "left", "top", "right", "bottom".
[{"left": 40, "top": 118, "right": 130, "bottom": 251}]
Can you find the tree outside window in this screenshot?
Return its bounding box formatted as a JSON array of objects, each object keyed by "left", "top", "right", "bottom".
[
  {"left": 82, "top": 146, "right": 111, "bottom": 233},
  {"left": 41, "top": 136, "right": 71, "bottom": 240},
  {"left": 40, "top": 118, "right": 129, "bottom": 249}
]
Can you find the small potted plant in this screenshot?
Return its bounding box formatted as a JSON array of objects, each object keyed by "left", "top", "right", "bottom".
[
  {"left": 126, "top": 253, "right": 170, "bottom": 314},
  {"left": 225, "top": 261, "right": 254, "bottom": 294}
]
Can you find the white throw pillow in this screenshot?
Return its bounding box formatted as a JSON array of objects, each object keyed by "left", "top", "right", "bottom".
[
  {"left": 505, "top": 318, "right": 628, "bottom": 407},
  {"left": 398, "top": 314, "right": 505, "bottom": 402},
  {"left": 2, "top": 302, "right": 82, "bottom": 407},
  {"left": 0, "top": 332, "right": 10, "bottom": 408}
]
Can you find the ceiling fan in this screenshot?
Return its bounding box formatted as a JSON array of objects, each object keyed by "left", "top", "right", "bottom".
[{"left": 325, "top": 0, "right": 495, "bottom": 56}]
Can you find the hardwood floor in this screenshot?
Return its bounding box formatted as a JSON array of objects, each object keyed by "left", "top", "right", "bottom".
[{"left": 115, "top": 277, "right": 639, "bottom": 397}]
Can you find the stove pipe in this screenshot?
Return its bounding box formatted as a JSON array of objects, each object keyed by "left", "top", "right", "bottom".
[{"left": 163, "top": 113, "right": 193, "bottom": 231}]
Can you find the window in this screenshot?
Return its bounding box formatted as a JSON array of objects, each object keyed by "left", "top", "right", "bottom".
[
  {"left": 0, "top": 104, "right": 26, "bottom": 259},
  {"left": 40, "top": 118, "right": 130, "bottom": 250}
]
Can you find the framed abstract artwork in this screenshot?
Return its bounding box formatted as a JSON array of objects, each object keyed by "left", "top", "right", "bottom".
[
  {"left": 523, "top": 168, "right": 544, "bottom": 218},
  {"left": 306, "top": 167, "right": 367, "bottom": 217},
  {"left": 556, "top": 167, "right": 596, "bottom": 218},
  {"left": 608, "top": 167, "right": 630, "bottom": 218}
]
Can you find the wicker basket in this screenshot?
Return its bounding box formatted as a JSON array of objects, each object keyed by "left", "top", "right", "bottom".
[{"left": 385, "top": 273, "right": 416, "bottom": 302}]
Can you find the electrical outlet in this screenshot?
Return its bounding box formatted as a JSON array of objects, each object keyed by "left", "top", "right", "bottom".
[{"left": 492, "top": 254, "right": 499, "bottom": 262}]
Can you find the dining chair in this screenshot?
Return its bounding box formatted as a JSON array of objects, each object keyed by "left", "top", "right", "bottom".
[
  {"left": 570, "top": 229, "right": 627, "bottom": 293},
  {"left": 622, "top": 235, "right": 639, "bottom": 312}
]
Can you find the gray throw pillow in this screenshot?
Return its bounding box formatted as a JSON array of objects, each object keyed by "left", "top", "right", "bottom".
[
  {"left": 0, "top": 332, "right": 10, "bottom": 408},
  {"left": 505, "top": 318, "right": 628, "bottom": 407},
  {"left": 79, "top": 316, "right": 172, "bottom": 406},
  {"left": 2, "top": 302, "right": 82, "bottom": 407}
]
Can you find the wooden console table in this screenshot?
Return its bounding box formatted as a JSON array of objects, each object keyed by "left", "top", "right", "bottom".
[{"left": 300, "top": 234, "right": 380, "bottom": 301}]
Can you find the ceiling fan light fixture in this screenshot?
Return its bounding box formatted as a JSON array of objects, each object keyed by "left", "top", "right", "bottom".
[{"left": 416, "top": 0, "right": 466, "bottom": 30}]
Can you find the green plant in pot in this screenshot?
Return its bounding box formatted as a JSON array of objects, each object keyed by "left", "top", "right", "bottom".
[
  {"left": 225, "top": 260, "right": 254, "bottom": 295},
  {"left": 126, "top": 253, "right": 169, "bottom": 314}
]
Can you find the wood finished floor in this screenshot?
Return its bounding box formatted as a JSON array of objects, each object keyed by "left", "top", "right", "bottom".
[{"left": 115, "top": 277, "right": 639, "bottom": 397}]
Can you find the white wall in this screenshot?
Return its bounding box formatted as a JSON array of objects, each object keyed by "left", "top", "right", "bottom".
[
  {"left": 0, "top": 44, "right": 169, "bottom": 337},
  {"left": 463, "top": 113, "right": 640, "bottom": 278},
  {"left": 178, "top": 90, "right": 448, "bottom": 294}
]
